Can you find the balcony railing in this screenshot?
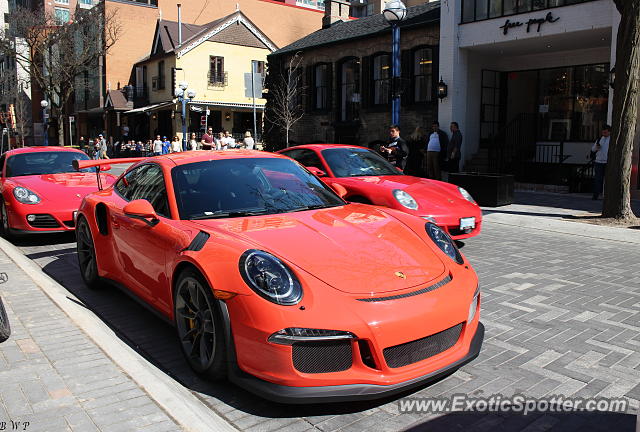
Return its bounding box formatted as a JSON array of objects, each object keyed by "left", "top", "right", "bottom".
[{"left": 208, "top": 71, "right": 228, "bottom": 89}]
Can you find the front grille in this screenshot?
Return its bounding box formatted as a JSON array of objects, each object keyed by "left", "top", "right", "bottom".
[
  {"left": 27, "top": 214, "right": 61, "bottom": 229},
  {"left": 357, "top": 275, "right": 452, "bottom": 302},
  {"left": 292, "top": 341, "right": 353, "bottom": 374},
  {"left": 383, "top": 323, "right": 463, "bottom": 368}
]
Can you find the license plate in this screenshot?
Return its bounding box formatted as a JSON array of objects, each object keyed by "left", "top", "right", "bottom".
[{"left": 460, "top": 217, "right": 476, "bottom": 230}]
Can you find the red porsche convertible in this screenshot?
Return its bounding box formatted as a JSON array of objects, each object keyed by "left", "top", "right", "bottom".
[
  {"left": 278, "top": 145, "right": 482, "bottom": 240},
  {"left": 74, "top": 150, "right": 483, "bottom": 403},
  {"left": 0, "top": 147, "right": 115, "bottom": 237}
]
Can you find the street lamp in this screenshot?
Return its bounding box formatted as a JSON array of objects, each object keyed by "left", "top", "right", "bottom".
[
  {"left": 175, "top": 82, "right": 196, "bottom": 151},
  {"left": 383, "top": 0, "right": 407, "bottom": 126},
  {"left": 40, "top": 100, "right": 49, "bottom": 146}
]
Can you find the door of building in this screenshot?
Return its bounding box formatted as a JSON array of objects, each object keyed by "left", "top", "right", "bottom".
[{"left": 479, "top": 70, "right": 507, "bottom": 149}]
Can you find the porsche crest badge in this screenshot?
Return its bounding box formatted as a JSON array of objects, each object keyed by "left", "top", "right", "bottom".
[{"left": 395, "top": 271, "right": 406, "bottom": 279}]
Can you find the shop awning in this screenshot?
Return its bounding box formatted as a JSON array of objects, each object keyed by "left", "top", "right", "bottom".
[
  {"left": 189, "top": 100, "right": 265, "bottom": 110},
  {"left": 124, "top": 101, "right": 174, "bottom": 114}
]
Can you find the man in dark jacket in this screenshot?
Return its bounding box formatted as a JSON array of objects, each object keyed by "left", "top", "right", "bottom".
[
  {"left": 448, "top": 122, "right": 462, "bottom": 173},
  {"left": 426, "top": 121, "right": 449, "bottom": 180},
  {"left": 380, "top": 124, "right": 409, "bottom": 170}
]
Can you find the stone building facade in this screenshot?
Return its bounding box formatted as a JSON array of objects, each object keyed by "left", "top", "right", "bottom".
[{"left": 265, "top": 2, "right": 440, "bottom": 154}]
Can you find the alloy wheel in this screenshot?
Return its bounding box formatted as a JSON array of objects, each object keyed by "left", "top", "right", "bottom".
[{"left": 175, "top": 276, "right": 217, "bottom": 372}]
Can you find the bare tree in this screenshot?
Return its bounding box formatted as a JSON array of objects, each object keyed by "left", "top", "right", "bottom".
[
  {"left": 602, "top": 1, "right": 639, "bottom": 221},
  {"left": 0, "top": 4, "right": 121, "bottom": 145},
  {"left": 265, "top": 52, "right": 305, "bottom": 148},
  {"left": 13, "top": 78, "right": 32, "bottom": 147}
]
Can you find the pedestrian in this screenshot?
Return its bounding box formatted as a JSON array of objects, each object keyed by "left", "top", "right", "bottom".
[
  {"left": 93, "top": 138, "right": 100, "bottom": 160},
  {"left": 189, "top": 133, "right": 199, "bottom": 151},
  {"left": 99, "top": 134, "right": 109, "bottom": 159},
  {"left": 201, "top": 127, "right": 215, "bottom": 150},
  {"left": 223, "top": 131, "right": 235, "bottom": 149},
  {"left": 379, "top": 124, "right": 409, "bottom": 170},
  {"left": 216, "top": 132, "right": 225, "bottom": 150},
  {"left": 135, "top": 141, "right": 143, "bottom": 156},
  {"left": 78, "top": 136, "right": 86, "bottom": 153},
  {"left": 426, "top": 122, "right": 448, "bottom": 180},
  {"left": 161, "top": 136, "right": 170, "bottom": 155},
  {"left": 171, "top": 136, "right": 182, "bottom": 153},
  {"left": 243, "top": 131, "right": 255, "bottom": 150},
  {"left": 592, "top": 124, "right": 610, "bottom": 200},
  {"left": 407, "top": 126, "right": 427, "bottom": 176},
  {"left": 152, "top": 135, "right": 163, "bottom": 156},
  {"left": 448, "top": 122, "right": 463, "bottom": 174}
]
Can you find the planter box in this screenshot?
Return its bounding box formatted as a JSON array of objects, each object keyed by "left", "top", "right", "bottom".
[{"left": 449, "top": 173, "right": 515, "bottom": 207}]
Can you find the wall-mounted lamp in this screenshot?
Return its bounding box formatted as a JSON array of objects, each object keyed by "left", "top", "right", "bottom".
[
  {"left": 609, "top": 67, "right": 615, "bottom": 89},
  {"left": 225, "top": 112, "right": 231, "bottom": 121},
  {"left": 437, "top": 77, "right": 448, "bottom": 100}
]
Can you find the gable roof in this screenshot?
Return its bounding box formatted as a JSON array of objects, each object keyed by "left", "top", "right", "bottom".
[
  {"left": 272, "top": 1, "right": 440, "bottom": 56},
  {"left": 104, "top": 90, "right": 132, "bottom": 111},
  {"left": 150, "top": 11, "right": 278, "bottom": 59}
]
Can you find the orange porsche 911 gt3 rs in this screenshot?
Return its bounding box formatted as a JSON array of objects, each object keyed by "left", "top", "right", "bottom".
[{"left": 74, "top": 151, "right": 484, "bottom": 403}]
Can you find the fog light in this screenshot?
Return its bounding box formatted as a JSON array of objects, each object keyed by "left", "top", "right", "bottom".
[
  {"left": 27, "top": 214, "right": 36, "bottom": 222},
  {"left": 268, "top": 328, "right": 356, "bottom": 345},
  {"left": 468, "top": 285, "right": 480, "bottom": 323}
]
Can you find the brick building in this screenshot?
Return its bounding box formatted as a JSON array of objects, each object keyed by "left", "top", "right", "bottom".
[{"left": 265, "top": 1, "right": 440, "bottom": 166}]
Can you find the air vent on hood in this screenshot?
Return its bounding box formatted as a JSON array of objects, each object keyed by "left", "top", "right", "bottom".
[
  {"left": 356, "top": 275, "right": 452, "bottom": 302},
  {"left": 182, "top": 231, "right": 210, "bottom": 252}
]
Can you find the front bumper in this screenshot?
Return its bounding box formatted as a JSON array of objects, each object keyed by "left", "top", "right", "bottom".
[
  {"left": 229, "top": 322, "right": 484, "bottom": 404},
  {"left": 6, "top": 203, "right": 76, "bottom": 232}
]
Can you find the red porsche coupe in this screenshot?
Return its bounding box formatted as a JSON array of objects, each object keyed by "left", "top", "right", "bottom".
[
  {"left": 74, "top": 150, "right": 484, "bottom": 403},
  {"left": 0, "top": 147, "right": 115, "bottom": 237},
  {"left": 278, "top": 145, "right": 482, "bottom": 240}
]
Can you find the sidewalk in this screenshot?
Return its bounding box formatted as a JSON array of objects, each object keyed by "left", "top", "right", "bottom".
[
  {"left": 0, "top": 249, "right": 181, "bottom": 432},
  {"left": 482, "top": 191, "right": 640, "bottom": 244}
]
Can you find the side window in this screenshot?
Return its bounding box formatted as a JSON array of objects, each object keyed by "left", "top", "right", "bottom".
[
  {"left": 282, "top": 149, "right": 323, "bottom": 169},
  {"left": 116, "top": 165, "right": 170, "bottom": 218}
]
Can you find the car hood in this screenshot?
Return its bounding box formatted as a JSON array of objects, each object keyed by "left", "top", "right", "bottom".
[
  {"left": 191, "top": 204, "right": 446, "bottom": 295},
  {"left": 345, "top": 175, "right": 475, "bottom": 214},
  {"left": 9, "top": 173, "right": 116, "bottom": 201}
]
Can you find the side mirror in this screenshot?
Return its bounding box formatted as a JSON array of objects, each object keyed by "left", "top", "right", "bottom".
[
  {"left": 307, "top": 166, "right": 327, "bottom": 177},
  {"left": 328, "top": 182, "right": 348, "bottom": 199},
  {"left": 123, "top": 199, "right": 159, "bottom": 226}
]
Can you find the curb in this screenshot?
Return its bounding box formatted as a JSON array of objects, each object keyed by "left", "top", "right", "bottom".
[
  {"left": 0, "top": 236, "right": 237, "bottom": 432},
  {"left": 483, "top": 212, "right": 640, "bottom": 245}
]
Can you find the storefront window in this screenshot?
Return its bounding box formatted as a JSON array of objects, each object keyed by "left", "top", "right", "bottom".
[
  {"left": 414, "top": 48, "right": 433, "bottom": 102},
  {"left": 537, "top": 64, "right": 608, "bottom": 142},
  {"left": 461, "top": 0, "right": 596, "bottom": 23},
  {"left": 372, "top": 54, "right": 390, "bottom": 105}
]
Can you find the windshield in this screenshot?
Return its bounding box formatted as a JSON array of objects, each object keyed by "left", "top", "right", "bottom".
[
  {"left": 172, "top": 157, "right": 345, "bottom": 220},
  {"left": 322, "top": 148, "right": 402, "bottom": 177},
  {"left": 6, "top": 151, "right": 91, "bottom": 177}
]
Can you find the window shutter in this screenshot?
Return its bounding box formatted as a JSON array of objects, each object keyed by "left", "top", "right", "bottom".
[
  {"left": 326, "top": 62, "right": 334, "bottom": 114},
  {"left": 401, "top": 49, "right": 414, "bottom": 106},
  {"left": 306, "top": 65, "right": 314, "bottom": 112},
  {"left": 361, "top": 55, "right": 372, "bottom": 108}
]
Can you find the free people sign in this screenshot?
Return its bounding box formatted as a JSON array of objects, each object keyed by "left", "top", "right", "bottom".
[{"left": 499, "top": 12, "right": 559, "bottom": 35}]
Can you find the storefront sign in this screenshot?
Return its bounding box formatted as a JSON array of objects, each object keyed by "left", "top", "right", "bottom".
[{"left": 499, "top": 12, "right": 559, "bottom": 35}]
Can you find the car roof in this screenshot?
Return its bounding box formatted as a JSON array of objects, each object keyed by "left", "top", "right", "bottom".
[
  {"left": 281, "top": 144, "right": 367, "bottom": 152},
  {"left": 145, "top": 150, "right": 292, "bottom": 167},
  {"left": 4, "top": 146, "right": 85, "bottom": 157}
]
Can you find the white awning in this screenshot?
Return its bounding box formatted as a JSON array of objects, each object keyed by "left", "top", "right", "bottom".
[
  {"left": 189, "top": 100, "right": 265, "bottom": 110},
  {"left": 124, "top": 101, "right": 174, "bottom": 114}
]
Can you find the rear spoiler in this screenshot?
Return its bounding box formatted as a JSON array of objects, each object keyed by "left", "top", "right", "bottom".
[{"left": 73, "top": 157, "right": 146, "bottom": 190}]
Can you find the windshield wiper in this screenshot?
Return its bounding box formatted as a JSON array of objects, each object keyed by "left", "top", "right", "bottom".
[
  {"left": 189, "top": 210, "right": 270, "bottom": 220},
  {"left": 285, "top": 204, "right": 339, "bottom": 213}
]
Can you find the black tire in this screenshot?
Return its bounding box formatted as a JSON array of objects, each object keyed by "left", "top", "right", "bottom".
[
  {"left": 0, "top": 297, "right": 10, "bottom": 343},
  {"left": 76, "top": 216, "right": 105, "bottom": 289},
  {"left": 174, "top": 268, "right": 226, "bottom": 380},
  {"left": 0, "top": 201, "right": 14, "bottom": 240}
]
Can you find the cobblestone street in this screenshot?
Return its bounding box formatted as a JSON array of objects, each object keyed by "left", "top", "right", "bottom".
[{"left": 0, "top": 206, "right": 636, "bottom": 431}]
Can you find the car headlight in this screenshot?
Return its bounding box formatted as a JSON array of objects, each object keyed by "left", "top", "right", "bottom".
[
  {"left": 239, "top": 250, "right": 303, "bottom": 305},
  {"left": 425, "top": 222, "right": 463, "bottom": 264},
  {"left": 393, "top": 189, "right": 418, "bottom": 210},
  {"left": 458, "top": 187, "right": 476, "bottom": 204},
  {"left": 13, "top": 187, "right": 41, "bottom": 204},
  {"left": 468, "top": 284, "right": 480, "bottom": 322}
]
